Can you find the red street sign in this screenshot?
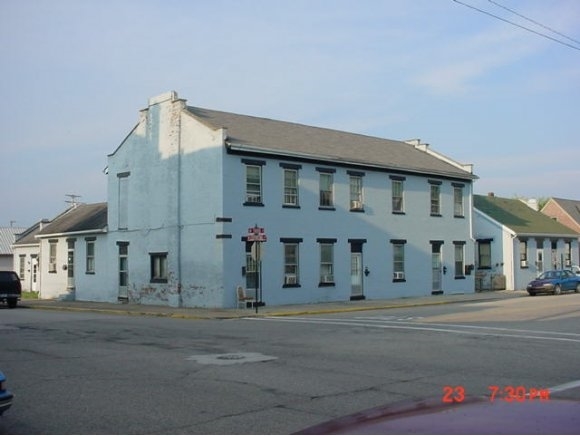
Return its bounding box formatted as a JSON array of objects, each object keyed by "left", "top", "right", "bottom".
[{"left": 247, "top": 226, "right": 267, "bottom": 242}]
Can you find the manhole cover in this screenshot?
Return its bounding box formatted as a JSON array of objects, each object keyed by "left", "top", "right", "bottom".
[
  {"left": 216, "top": 354, "right": 246, "bottom": 360},
  {"left": 186, "top": 352, "right": 277, "bottom": 365}
]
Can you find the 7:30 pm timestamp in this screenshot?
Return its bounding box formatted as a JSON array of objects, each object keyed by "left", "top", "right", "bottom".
[{"left": 442, "top": 385, "right": 551, "bottom": 403}]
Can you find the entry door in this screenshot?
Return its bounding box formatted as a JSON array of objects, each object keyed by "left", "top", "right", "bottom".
[
  {"left": 118, "top": 244, "right": 129, "bottom": 300},
  {"left": 432, "top": 244, "right": 442, "bottom": 293},
  {"left": 351, "top": 253, "right": 363, "bottom": 298},
  {"left": 67, "top": 241, "right": 75, "bottom": 290}
]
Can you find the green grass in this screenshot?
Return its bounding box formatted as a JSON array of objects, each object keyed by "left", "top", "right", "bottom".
[{"left": 22, "top": 291, "right": 39, "bottom": 300}]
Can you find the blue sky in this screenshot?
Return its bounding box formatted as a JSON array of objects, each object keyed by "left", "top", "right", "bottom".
[{"left": 1, "top": 0, "right": 579, "bottom": 227}]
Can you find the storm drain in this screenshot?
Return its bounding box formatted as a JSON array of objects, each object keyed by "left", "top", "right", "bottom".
[{"left": 186, "top": 352, "right": 277, "bottom": 366}]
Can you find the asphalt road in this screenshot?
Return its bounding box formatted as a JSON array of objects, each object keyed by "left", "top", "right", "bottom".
[{"left": 1, "top": 293, "right": 579, "bottom": 434}]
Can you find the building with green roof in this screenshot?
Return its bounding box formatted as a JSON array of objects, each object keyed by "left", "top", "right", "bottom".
[{"left": 473, "top": 194, "right": 579, "bottom": 291}]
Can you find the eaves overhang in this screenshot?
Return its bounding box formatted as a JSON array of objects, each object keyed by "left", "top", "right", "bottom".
[
  {"left": 35, "top": 228, "right": 108, "bottom": 239},
  {"left": 226, "top": 141, "right": 478, "bottom": 182}
]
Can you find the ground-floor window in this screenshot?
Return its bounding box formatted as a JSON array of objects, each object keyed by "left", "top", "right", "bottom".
[
  {"left": 454, "top": 241, "right": 465, "bottom": 278},
  {"left": 281, "top": 238, "right": 302, "bottom": 287},
  {"left": 391, "top": 239, "right": 406, "bottom": 281},
  {"left": 318, "top": 239, "right": 336, "bottom": 285},
  {"left": 150, "top": 252, "right": 168, "bottom": 283}
]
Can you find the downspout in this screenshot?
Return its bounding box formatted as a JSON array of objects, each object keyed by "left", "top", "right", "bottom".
[{"left": 176, "top": 102, "right": 183, "bottom": 307}]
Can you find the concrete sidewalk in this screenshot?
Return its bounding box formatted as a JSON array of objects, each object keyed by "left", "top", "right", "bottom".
[{"left": 20, "top": 290, "right": 528, "bottom": 320}]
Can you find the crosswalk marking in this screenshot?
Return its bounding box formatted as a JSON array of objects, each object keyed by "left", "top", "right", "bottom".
[{"left": 245, "top": 316, "right": 580, "bottom": 344}]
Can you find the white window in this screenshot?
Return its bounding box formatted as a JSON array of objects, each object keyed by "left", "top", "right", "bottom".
[
  {"left": 454, "top": 242, "right": 465, "bottom": 278},
  {"left": 283, "top": 169, "right": 298, "bottom": 206},
  {"left": 430, "top": 183, "right": 441, "bottom": 215},
  {"left": 319, "top": 243, "right": 334, "bottom": 284},
  {"left": 283, "top": 243, "right": 299, "bottom": 286},
  {"left": 86, "top": 240, "right": 95, "bottom": 273},
  {"left": 245, "top": 165, "right": 262, "bottom": 204},
  {"left": 391, "top": 240, "right": 406, "bottom": 281},
  {"left": 49, "top": 240, "right": 57, "bottom": 273},
  {"left": 319, "top": 173, "right": 333, "bottom": 207},
  {"left": 453, "top": 185, "right": 464, "bottom": 217},
  {"left": 392, "top": 179, "right": 404, "bottom": 213},
  {"left": 349, "top": 175, "right": 363, "bottom": 210}
]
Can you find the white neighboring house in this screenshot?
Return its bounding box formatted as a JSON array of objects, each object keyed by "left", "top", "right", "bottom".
[
  {"left": 12, "top": 221, "right": 48, "bottom": 292},
  {"left": 34, "top": 203, "right": 108, "bottom": 300},
  {"left": 105, "top": 91, "right": 478, "bottom": 308},
  {"left": 473, "top": 193, "right": 580, "bottom": 291}
]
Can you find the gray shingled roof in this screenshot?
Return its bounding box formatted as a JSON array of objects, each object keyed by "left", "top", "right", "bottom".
[
  {"left": 546, "top": 197, "right": 580, "bottom": 227},
  {"left": 0, "top": 227, "right": 26, "bottom": 255},
  {"left": 13, "top": 222, "right": 43, "bottom": 246},
  {"left": 186, "top": 106, "right": 477, "bottom": 181},
  {"left": 474, "top": 195, "right": 579, "bottom": 236},
  {"left": 37, "top": 203, "right": 107, "bottom": 236}
]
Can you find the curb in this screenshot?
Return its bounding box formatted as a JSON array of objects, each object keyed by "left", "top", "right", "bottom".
[{"left": 22, "top": 292, "right": 525, "bottom": 320}]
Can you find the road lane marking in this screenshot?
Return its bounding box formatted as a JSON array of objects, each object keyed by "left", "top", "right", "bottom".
[
  {"left": 353, "top": 317, "right": 580, "bottom": 337},
  {"left": 246, "top": 317, "right": 580, "bottom": 343}
]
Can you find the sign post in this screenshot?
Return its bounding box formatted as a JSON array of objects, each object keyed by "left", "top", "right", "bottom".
[{"left": 247, "top": 225, "right": 267, "bottom": 313}]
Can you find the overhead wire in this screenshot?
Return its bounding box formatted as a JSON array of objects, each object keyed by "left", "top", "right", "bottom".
[
  {"left": 452, "top": 0, "right": 580, "bottom": 52},
  {"left": 487, "top": 0, "right": 580, "bottom": 47}
]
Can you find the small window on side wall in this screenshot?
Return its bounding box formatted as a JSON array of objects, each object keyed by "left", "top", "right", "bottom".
[{"left": 150, "top": 252, "right": 168, "bottom": 283}]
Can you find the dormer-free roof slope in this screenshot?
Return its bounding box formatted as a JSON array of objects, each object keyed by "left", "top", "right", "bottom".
[
  {"left": 37, "top": 203, "right": 107, "bottom": 236},
  {"left": 186, "top": 106, "right": 477, "bottom": 181},
  {"left": 474, "top": 195, "right": 579, "bottom": 236}
]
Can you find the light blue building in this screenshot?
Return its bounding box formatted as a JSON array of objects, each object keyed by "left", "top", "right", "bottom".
[{"left": 105, "top": 91, "right": 477, "bottom": 308}]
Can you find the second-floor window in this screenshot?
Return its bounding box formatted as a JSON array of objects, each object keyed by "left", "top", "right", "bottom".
[
  {"left": 453, "top": 185, "right": 464, "bottom": 217},
  {"left": 349, "top": 175, "right": 363, "bottom": 211},
  {"left": 283, "top": 169, "right": 298, "bottom": 206},
  {"left": 319, "top": 173, "right": 334, "bottom": 208},
  {"left": 245, "top": 165, "right": 262, "bottom": 204},
  {"left": 430, "top": 182, "right": 441, "bottom": 216},
  {"left": 392, "top": 179, "right": 404, "bottom": 213}
]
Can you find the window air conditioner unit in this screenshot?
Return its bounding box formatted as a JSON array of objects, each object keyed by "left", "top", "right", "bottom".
[
  {"left": 49, "top": 263, "right": 57, "bottom": 271},
  {"left": 350, "top": 200, "right": 363, "bottom": 210},
  {"left": 285, "top": 275, "right": 297, "bottom": 285},
  {"left": 520, "top": 260, "right": 528, "bottom": 268},
  {"left": 322, "top": 275, "right": 334, "bottom": 283},
  {"left": 394, "top": 272, "right": 405, "bottom": 280}
]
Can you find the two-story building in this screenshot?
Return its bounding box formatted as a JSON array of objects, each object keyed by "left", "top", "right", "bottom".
[{"left": 105, "top": 91, "right": 477, "bottom": 308}]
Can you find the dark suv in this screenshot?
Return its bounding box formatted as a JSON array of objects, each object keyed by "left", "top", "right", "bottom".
[{"left": 0, "top": 271, "right": 21, "bottom": 308}]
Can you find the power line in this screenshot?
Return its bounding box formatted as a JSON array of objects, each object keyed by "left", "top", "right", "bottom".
[
  {"left": 487, "top": 0, "right": 580, "bottom": 46},
  {"left": 452, "top": 0, "right": 580, "bottom": 52}
]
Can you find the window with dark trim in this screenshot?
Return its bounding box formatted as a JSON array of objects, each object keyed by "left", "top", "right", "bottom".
[
  {"left": 49, "top": 240, "right": 57, "bottom": 273},
  {"left": 390, "top": 239, "right": 406, "bottom": 282},
  {"left": 348, "top": 171, "right": 364, "bottom": 211},
  {"left": 150, "top": 252, "right": 168, "bottom": 283},
  {"left": 477, "top": 239, "right": 492, "bottom": 269},
  {"left": 429, "top": 180, "right": 442, "bottom": 216},
  {"left": 281, "top": 238, "right": 302, "bottom": 287},
  {"left": 454, "top": 241, "right": 465, "bottom": 278},
  {"left": 86, "top": 238, "right": 96, "bottom": 274},
  {"left": 453, "top": 183, "right": 464, "bottom": 217},
  {"left": 244, "top": 162, "right": 263, "bottom": 205},
  {"left": 317, "top": 238, "right": 336, "bottom": 285},
  {"left": 391, "top": 177, "right": 405, "bottom": 214},
  {"left": 520, "top": 240, "right": 528, "bottom": 268}
]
